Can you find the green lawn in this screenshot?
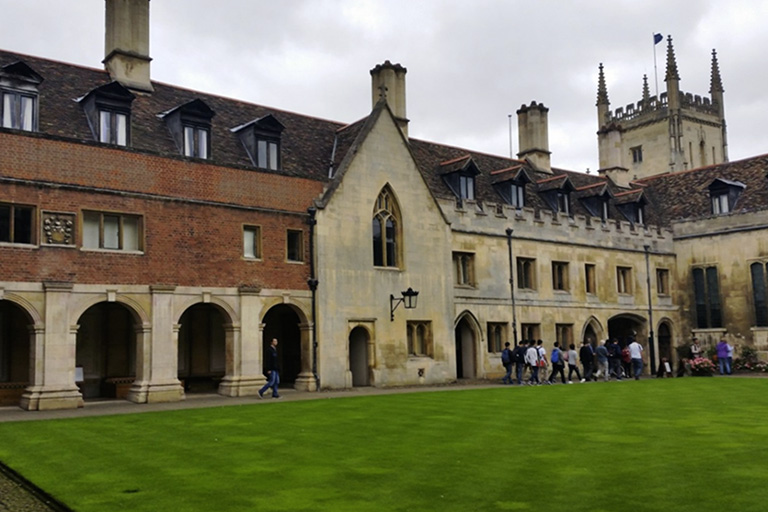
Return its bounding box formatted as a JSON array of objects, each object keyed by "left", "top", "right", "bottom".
[{"left": 1, "top": 378, "right": 767, "bottom": 511}]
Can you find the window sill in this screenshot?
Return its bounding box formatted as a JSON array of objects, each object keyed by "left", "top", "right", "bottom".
[
  {"left": 80, "top": 248, "right": 144, "bottom": 255},
  {"left": 285, "top": 259, "right": 305, "bottom": 265}
]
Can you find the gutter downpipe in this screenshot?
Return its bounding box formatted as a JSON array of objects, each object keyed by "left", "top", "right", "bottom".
[{"left": 307, "top": 206, "right": 320, "bottom": 390}]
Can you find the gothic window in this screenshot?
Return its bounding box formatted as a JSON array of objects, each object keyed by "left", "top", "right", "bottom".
[
  {"left": 453, "top": 252, "right": 475, "bottom": 287},
  {"left": 372, "top": 187, "right": 401, "bottom": 268},
  {"left": 750, "top": 262, "right": 768, "bottom": 327},
  {"left": 517, "top": 257, "right": 536, "bottom": 290},
  {"left": 407, "top": 321, "right": 432, "bottom": 357},
  {"left": 692, "top": 266, "right": 722, "bottom": 328},
  {"left": 631, "top": 146, "right": 643, "bottom": 163},
  {"left": 617, "top": 266, "right": 633, "bottom": 294},
  {"left": 487, "top": 323, "right": 507, "bottom": 353},
  {"left": 552, "top": 261, "right": 569, "bottom": 291}
]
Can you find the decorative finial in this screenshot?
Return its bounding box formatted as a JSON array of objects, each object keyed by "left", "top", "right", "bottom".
[
  {"left": 710, "top": 49, "right": 724, "bottom": 94},
  {"left": 596, "top": 63, "right": 609, "bottom": 106},
  {"left": 664, "top": 35, "right": 680, "bottom": 82}
]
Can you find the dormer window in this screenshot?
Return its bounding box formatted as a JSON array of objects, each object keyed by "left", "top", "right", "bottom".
[
  {"left": 458, "top": 174, "right": 475, "bottom": 201},
  {"left": 492, "top": 167, "right": 530, "bottom": 209},
  {"left": 556, "top": 191, "right": 570, "bottom": 215},
  {"left": 578, "top": 186, "right": 611, "bottom": 222},
  {"left": 159, "top": 99, "right": 215, "bottom": 159},
  {"left": 510, "top": 182, "right": 525, "bottom": 208},
  {"left": 440, "top": 156, "right": 480, "bottom": 204},
  {"left": 614, "top": 190, "right": 647, "bottom": 225},
  {"left": 537, "top": 175, "right": 574, "bottom": 216},
  {"left": 231, "top": 114, "right": 284, "bottom": 171},
  {"left": 708, "top": 178, "right": 745, "bottom": 216},
  {"left": 0, "top": 61, "right": 43, "bottom": 132},
  {"left": 78, "top": 82, "right": 135, "bottom": 147}
]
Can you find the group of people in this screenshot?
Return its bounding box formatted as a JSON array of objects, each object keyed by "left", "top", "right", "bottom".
[
  {"left": 689, "top": 337, "right": 734, "bottom": 375},
  {"left": 501, "top": 338, "right": 645, "bottom": 386}
]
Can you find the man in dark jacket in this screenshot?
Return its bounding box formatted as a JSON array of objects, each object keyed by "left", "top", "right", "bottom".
[
  {"left": 258, "top": 338, "right": 281, "bottom": 399},
  {"left": 501, "top": 342, "right": 513, "bottom": 384},
  {"left": 579, "top": 340, "right": 594, "bottom": 381},
  {"left": 513, "top": 340, "right": 528, "bottom": 385},
  {"left": 608, "top": 338, "right": 623, "bottom": 380}
]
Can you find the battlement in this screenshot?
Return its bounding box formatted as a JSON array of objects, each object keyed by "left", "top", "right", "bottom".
[
  {"left": 607, "top": 90, "right": 719, "bottom": 123},
  {"left": 444, "top": 197, "right": 673, "bottom": 251}
]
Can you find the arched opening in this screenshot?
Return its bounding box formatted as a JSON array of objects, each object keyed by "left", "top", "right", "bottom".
[
  {"left": 454, "top": 316, "right": 476, "bottom": 379},
  {"left": 75, "top": 302, "right": 137, "bottom": 400},
  {"left": 178, "top": 303, "right": 226, "bottom": 393},
  {"left": 608, "top": 314, "right": 646, "bottom": 346},
  {"left": 583, "top": 323, "right": 598, "bottom": 346},
  {"left": 0, "top": 300, "right": 32, "bottom": 406},
  {"left": 658, "top": 322, "right": 672, "bottom": 362},
  {"left": 262, "top": 304, "right": 302, "bottom": 385},
  {"left": 349, "top": 326, "right": 370, "bottom": 387}
]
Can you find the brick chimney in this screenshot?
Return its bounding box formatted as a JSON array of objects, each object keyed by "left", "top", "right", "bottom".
[
  {"left": 103, "top": 0, "right": 153, "bottom": 92},
  {"left": 517, "top": 101, "right": 551, "bottom": 172},
  {"left": 370, "top": 61, "right": 408, "bottom": 137}
]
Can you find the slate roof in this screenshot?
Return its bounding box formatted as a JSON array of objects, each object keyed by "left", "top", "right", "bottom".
[
  {"left": 634, "top": 155, "right": 768, "bottom": 225},
  {"left": 4, "top": 49, "right": 766, "bottom": 229}
]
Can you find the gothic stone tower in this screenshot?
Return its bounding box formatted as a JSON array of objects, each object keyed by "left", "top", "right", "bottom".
[{"left": 597, "top": 36, "right": 727, "bottom": 185}]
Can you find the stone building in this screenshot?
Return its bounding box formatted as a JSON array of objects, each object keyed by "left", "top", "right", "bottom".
[{"left": 1, "top": 1, "right": 765, "bottom": 410}]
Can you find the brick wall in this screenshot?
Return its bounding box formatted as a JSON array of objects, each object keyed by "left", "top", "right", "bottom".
[{"left": 0, "top": 132, "right": 324, "bottom": 288}]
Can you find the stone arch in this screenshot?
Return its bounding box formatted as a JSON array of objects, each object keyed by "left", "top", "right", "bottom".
[
  {"left": 657, "top": 318, "right": 674, "bottom": 365},
  {"left": 580, "top": 316, "right": 604, "bottom": 346},
  {"left": 261, "top": 300, "right": 311, "bottom": 389},
  {"left": 71, "top": 293, "right": 148, "bottom": 328},
  {"left": 348, "top": 325, "right": 371, "bottom": 387},
  {"left": 75, "top": 300, "right": 144, "bottom": 399},
  {"left": 174, "top": 295, "right": 238, "bottom": 328},
  {"left": 454, "top": 310, "right": 481, "bottom": 379},
  {"left": 177, "top": 301, "right": 234, "bottom": 393},
  {"left": 0, "top": 297, "right": 36, "bottom": 406},
  {"left": 607, "top": 313, "right": 647, "bottom": 345},
  {"left": 0, "top": 293, "right": 42, "bottom": 325}
]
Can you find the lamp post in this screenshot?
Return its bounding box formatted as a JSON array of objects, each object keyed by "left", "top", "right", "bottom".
[
  {"left": 506, "top": 228, "right": 519, "bottom": 345},
  {"left": 390, "top": 287, "right": 419, "bottom": 321},
  {"left": 644, "top": 244, "right": 657, "bottom": 375}
]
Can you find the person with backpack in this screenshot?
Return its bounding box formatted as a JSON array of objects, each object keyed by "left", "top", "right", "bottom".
[
  {"left": 548, "top": 341, "right": 567, "bottom": 384},
  {"left": 501, "top": 342, "right": 513, "bottom": 384},
  {"left": 536, "top": 339, "right": 549, "bottom": 382},
  {"left": 513, "top": 340, "right": 528, "bottom": 385}
]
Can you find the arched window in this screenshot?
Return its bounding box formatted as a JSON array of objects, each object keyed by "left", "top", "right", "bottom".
[{"left": 372, "top": 187, "right": 401, "bottom": 267}]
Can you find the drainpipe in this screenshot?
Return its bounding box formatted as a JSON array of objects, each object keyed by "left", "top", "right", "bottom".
[
  {"left": 307, "top": 206, "right": 320, "bottom": 390},
  {"left": 644, "top": 244, "right": 657, "bottom": 375},
  {"left": 506, "top": 228, "right": 519, "bottom": 345}
]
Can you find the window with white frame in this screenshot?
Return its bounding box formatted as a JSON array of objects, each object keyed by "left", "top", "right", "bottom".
[
  {"left": 99, "top": 109, "right": 128, "bottom": 146},
  {"left": 1, "top": 90, "right": 36, "bottom": 131},
  {"left": 82, "top": 211, "right": 142, "bottom": 251},
  {"left": 243, "top": 225, "right": 262, "bottom": 259},
  {"left": 184, "top": 125, "right": 209, "bottom": 159}
]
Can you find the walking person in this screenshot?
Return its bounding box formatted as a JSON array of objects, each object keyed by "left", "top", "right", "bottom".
[
  {"left": 513, "top": 340, "right": 528, "bottom": 385},
  {"left": 258, "top": 338, "right": 282, "bottom": 399},
  {"left": 567, "top": 343, "right": 582, "bottom": 383},
  {"left": 608, "top": 338, "right": 623, "bottom": 380},
  {"left": 548, "top": 341, "right": 567, "bottom": 384},
  {"left": 501, "top": 342, "right": 513, "bottom": 384},
  {"left": 536, "top": 340, "right": 549, "bottom": 382},
  {"left": 628, "top": 338, "right": 644, "bottom": 380},
  {"left": 596, "top": 340, "right": 610, "bottom": 382},
  {"left": 580, "top": 340, "right": 594, "bottom": 381},
  {"left": 525, "top": 340, "right": 541, "bottom": 385}
]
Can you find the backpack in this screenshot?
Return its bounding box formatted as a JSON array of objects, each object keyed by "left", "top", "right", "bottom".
[
  {"left": 501, "top": 348, "right": 512, "bottom": 365},
  {"left": 551, "top": 348, "right": 560, "bottom": 364}
]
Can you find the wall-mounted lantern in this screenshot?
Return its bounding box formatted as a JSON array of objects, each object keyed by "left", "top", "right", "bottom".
[{"left": 390, "top": 287, "right": 419, "bottom": 321}]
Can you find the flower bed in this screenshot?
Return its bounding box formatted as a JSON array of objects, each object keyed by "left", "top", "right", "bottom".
[{"left": 690, "top": 357, "right": 716, "bottom": 376}]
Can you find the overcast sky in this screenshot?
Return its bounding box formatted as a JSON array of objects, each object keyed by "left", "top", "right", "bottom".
[{"left": 2, "top": 0, "right": 767, "bottom": 172}]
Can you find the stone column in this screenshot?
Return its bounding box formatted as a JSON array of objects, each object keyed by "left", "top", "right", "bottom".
[
  {"left": 219, "top": 286, "right": 265, "bottom": 396},
  {"left": 128, "top": 285, "right": 183, "bottom": 403},
  {"left": 20, "top": 282, "right": 83, "bottom": 410},
  {"left": 294, "top": 322, "right": 317, "bottom": 391}
]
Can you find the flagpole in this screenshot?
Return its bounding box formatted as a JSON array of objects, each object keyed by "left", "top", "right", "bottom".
[{"left": 653, "top": 33, "right": 659, "bottom": 99}]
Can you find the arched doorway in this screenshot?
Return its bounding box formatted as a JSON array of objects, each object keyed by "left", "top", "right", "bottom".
[
  {"left": 658, "top": 322, "right": 672, "bottom": 362},
  {"left": 608, "top": 314, "right": 646, "bottom": 347},
  {"left": 0, "top": 300, "right": 32, "bottom": 406},
  {"left": 454, "top": 316, "right": 477, "bottom": 379},
  {"left": 178, "top": 304, "right": 226, "bottom": 393},
  {"left": 349, "top": 326, "right": 370, "bottom": 387},
  {"left": 76, "top": 302, "right": 136, "bottom": 399},
  {"left": 582, "top": 317, "right": 603, "bottom": 347},
  {"left": 262, "top": 304, "right": 302, "bottom": 385}
]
